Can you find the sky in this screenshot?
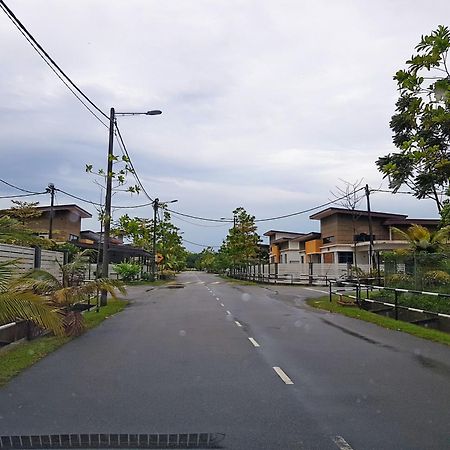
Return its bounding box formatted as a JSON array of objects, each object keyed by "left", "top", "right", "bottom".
[{"left": 0, "top": 0, "right": 448, "bottom": 251}]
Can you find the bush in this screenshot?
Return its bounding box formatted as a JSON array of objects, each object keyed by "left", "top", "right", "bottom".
[
  {"left": 423, "top": 270, "right": 450, "bottom": 287},
  {"left": 386, "top": 273, "right": 413, "bottom": 288},
  {"left": 113, "top": 263, "right": 141, "bottom": 281},
  {"left": 160, "top": 269, "right": 176, "bottom": 280}
]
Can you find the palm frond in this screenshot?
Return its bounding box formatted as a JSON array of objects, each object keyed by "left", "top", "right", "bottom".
[
  {"left": 10, "top": 269, "right": 62, "bottom": 294},
  {"left": 0, "top": 260, "right": 18, "bottom": 292},
  {"left": 0, "top": 292, "right": 64, "bottom": 336}
]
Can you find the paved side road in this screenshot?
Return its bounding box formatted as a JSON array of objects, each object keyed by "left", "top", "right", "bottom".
[{"left": 0, "top": 272, "right": 449, "bottom": 450}]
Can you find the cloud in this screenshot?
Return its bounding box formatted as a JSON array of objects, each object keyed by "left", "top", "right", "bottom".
[{"left": 0, "top": 0, "right": 448, "bottom": 250}]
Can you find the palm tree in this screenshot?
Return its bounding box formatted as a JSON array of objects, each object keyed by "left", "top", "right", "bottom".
[
  {"left": 0, "top": 260, "right": 63, "bottom": 336},
  {"left": 12, "top": 251, "right": 126, "bottom": 336},
  {"left": 392, "top": 224, "right": 450, "bottom": 253}
]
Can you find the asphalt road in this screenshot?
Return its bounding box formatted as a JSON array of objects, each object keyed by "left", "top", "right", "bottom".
[{"left": 1, "top": 272, "right": 450, "bottom": 449}]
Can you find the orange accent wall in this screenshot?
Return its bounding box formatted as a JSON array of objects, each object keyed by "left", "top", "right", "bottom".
[
  {"left": 271, "top": 245, "right": 280, "bottom": 263},
  {"left": 305, "top": 239, "right": 322, "bottom": 254}
]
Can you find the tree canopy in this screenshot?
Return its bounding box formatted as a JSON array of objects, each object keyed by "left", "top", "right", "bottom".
[{"left": 376, "top": 25, "right": 450, "bottom": 213}]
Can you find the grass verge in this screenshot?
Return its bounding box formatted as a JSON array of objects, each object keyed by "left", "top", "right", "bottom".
[
  {"left": 0, "top": 299, "right": 127, "bottom": 387},
  {"left": 219, "top": 275, "right": 260, "bottom": 286},
  {"left": 307, "top": 295, "right": 450, "bottom": 346}
]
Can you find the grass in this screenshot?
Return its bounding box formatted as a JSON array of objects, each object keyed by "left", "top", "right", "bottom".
[
  {"left": 0, "top": 298, "right": 127, "bottom": 387},
  {"left": 307, "top": 295, "right": 450, "bottom": 346},
  {"left": 219, "top": 275, "right": 260, "bottom": 286}
]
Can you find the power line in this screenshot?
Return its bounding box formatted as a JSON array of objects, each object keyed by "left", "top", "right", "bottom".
[
  {"left": 0, "top": 178, "right": 44, "bottom": 194},
  {"left": 114, "top": 122, "right": 154, "bottom": 202},
  {"left": 0, "top": 0, "right": 109, "bottom": 127},
  {"left": 0, "top": 192, "right": 46, "bottom": 199},
  {"left": 182, "top": 238, "right": 220, "bottom": 249}
]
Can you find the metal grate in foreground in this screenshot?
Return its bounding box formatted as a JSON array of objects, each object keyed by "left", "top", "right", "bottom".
[{"left": 0, "top": 433, "right": 225, "bottom": 449}]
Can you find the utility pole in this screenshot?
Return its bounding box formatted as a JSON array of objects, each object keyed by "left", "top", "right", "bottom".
[
  {"left": 365, "top": 184, "right": 375, "bottom": 270},
  {"left": 152, "top": 198, "right": 159, "bottom": 281},
  {"left": 47, "top": 183, "right": 55, "bottom": 239},
  {"left": 100, "top": 107, "right": 115, "bottom": 306}
]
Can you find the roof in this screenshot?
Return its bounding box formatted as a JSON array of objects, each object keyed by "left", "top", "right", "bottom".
[
  {"left": 263, "top": 230, "right": 305, "bottom": 237},
  {"left": 35, "top": 204, "right": 92, "bottom": 219},
  {"left": 290, "top": 232, "right": 321, "bottom": 242},
  {"left": 383, "top": 218, "right": 440, "bottom": 226},
  {"left": 75, "top": 241, "right": 152, "bottom": 257},
  {"left": 309, "top": 207, "right": 407, "bottom": 221}
]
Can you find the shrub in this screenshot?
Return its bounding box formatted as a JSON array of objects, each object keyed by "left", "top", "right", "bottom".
[
  {"left": 386, "top": 273, "right": 413, "bottom": 288},
  {"left": 113, "top": 263, "right": 141, "bottom": 281},
  {"left": 423, "top": 270, "right": 450, "bottom": 287}
]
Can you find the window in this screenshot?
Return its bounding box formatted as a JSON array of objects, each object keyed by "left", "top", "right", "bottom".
[
  {"left": 354, "top": 233, "right": 375, "bottom": 242},
  {"left": 323, "top": 236, "right": 335, "bottom": 244},
  {"left": 338, "top": 252, "right": 354, "bottom": 264},
  {"left": 284, "top": 254, "right": 288, "bottom": 263},
  {"left": 69, "top": 234, "right": 79, "bottom": 242},
  {"left": 301, "top": 256, "right": 304, "bottom": 263}
]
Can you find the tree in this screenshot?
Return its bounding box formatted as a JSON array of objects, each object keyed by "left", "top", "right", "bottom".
[
  {"left": 3, "top": 200, "right": 42, "bottom": 225},
  {"left": 0, "top": 260, "right": 63, "bottom": 336},
  {"left": 12, "top": 251, "right": 125, "bottom": 336},
  {"left": 223, "top": 207, "right": 260, "bottom": 270},
  {"left": 330, "top": 179, "right": 365, "bottom": 270},
  {"left": 112, "top": 210, "right": 187, "bottom": 273},
  {"left": 376, "top": 26, "right": 450, "bottom": 212},
  {"left": 0, "top": 215, "right": 51, "bottom": 248},
  {"left": 392, "top": 224, "right": 450, "bottom": 253}
]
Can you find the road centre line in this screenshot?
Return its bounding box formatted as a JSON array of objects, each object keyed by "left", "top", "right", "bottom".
[
  {"left": 216, "top": 297, "right": 220, "bottom": 301},
  {"left": 226, "top": 310, "right": 231, "bottom": 315},
  {"left": 234, "top": 320, "right": 242, "bottom": 327},
  {"left": 272, "top": 366, "right": 294, "bottom": 384},
  {"left": 333, "top": 436, "right": 355, "bottom": 450},
  {"left": 220, "top": 303, "right": 225, "bottom": 307},
  {"left": 248, "top": 337, "right": 260, "bottom": 347}
]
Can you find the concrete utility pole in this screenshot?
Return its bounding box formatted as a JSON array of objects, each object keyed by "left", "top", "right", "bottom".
[
  {"left": 100, "top": 108, "right": 162, "bottom": 305},
  {"left": 152, "top": 198, "right": 159, "bottom": 281},
  {"left": 47, "top": 183, "right": 56, "bottom": 239},
  {"left": 100, "top": 107, "right": 116, "bottom": 306},
  {"left": 365, "top": 184, "right": 375, "bottom": 270}
]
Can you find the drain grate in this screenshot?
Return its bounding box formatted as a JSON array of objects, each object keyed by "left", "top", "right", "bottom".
[{"left": 0, "top": 433, "right": 225, "bottom": 449}]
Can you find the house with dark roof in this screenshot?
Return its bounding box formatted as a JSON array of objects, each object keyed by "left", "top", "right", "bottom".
[{"left": 19, "top": 204, "right": 92, "bottom": 243}]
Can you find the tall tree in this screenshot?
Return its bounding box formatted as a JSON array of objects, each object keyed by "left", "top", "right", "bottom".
[
  {"left": 223, "top": 207, "right": 260, "bottom": 269},
  {"left": 2, "top": 200, "right": 42, "bottom": 225},
  {"left": 376, "top": 26, "right": 450, "bottom": 212}
]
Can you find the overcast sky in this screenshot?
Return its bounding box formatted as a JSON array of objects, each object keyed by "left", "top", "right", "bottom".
[{"left": 0, "top": 1, "right": 448, "bottom": 250}]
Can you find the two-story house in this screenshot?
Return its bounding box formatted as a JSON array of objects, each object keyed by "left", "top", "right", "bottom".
[
  {"left": 309, "top": 207, "right": 440, "bottom": 266},
  {"left": 12, "top": 204, "right": 92, "bottom": 243}
]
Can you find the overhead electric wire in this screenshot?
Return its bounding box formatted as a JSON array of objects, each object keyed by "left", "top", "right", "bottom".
[
  {"left": 114, "top": 122, "right": 155, "bottom": 203},
  {"left": 0, "top": 192, "right": 46, "bottom": 199},
  {"left": 0, "top": 0, "right": 109, "bottom": 126},
  {"left": 0, "top": 178, "right": 44, "bottom": 194},
  {"left": 181, "top": 238, "right": 220, "bottom": 249}
]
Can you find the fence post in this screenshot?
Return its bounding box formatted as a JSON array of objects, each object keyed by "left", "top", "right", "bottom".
[
  {"left": 394, "top": 290, "right": 399, "bottom": 320},
  {"left": 33, "top": 246, "right": 42, "bottom": 269},
  {"left": 329, "top": 280, "right": 332, "bottom": 303},
  {"left": 308, "top": 261, "right": 313, "bottom": 285}
]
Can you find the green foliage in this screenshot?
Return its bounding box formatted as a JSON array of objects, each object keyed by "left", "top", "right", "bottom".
[
  {"left": 391, "top": 224, "right": 450, "bottom": 253},
  {"left": 113, "top": 262, "right": 141, "bottom": 281},
  {"left": 422, "top": 270, "right": 450, "bottom": 287},
  {"left": 2, "top": 200, "right": 42, "bottom": 225},
  {"left": 0, "top": 260, "right": 64, "bottom": 336},
  {"left": 113, "top": 210, "right": 187, "bottom": 273},
  {"left": 0, "top": 215, "right": 50, "bottom": 248},
  {"left": 220, "top": 207, "right": 261, "bottom": 270},
  {"left": 385, "top": 273, "right": 414, "bottom": 288},
  {"left": 376, "top": 26, "right": 450, "bottom": 212}
]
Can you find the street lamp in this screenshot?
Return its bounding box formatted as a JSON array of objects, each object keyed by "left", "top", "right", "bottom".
[
  {"left": 151, "top": 198, "right": 178, "bottom": 281},
  {"left": 100, "top": 107, "right": 162, "bottom": 306}
]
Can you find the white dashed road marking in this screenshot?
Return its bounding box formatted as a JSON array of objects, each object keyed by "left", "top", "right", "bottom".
[
  {"left": 272, "top": 366, "right": 294, "bottom": 384},
  {"left": 216, "top": 297, "right": 220, "bottom": 301},
  {"left": 333, "top": 436, "right": 355, "bottom": 450},
  {"left": 234, "top": 320, "right": 242, "bottom": 327},
  {"left": 248, "top": 337, "right": 260, "bottom": 347},
  {"left": 226, "top": 310, "right": 231, "bottom": 315},
  {"left": 220, "top": 303, "right": 225, "bottom": 307}
]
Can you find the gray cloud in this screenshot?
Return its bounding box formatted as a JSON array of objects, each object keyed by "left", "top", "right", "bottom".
[{"left": 0, "top": 0, "right": 448, "bottom": 249}]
